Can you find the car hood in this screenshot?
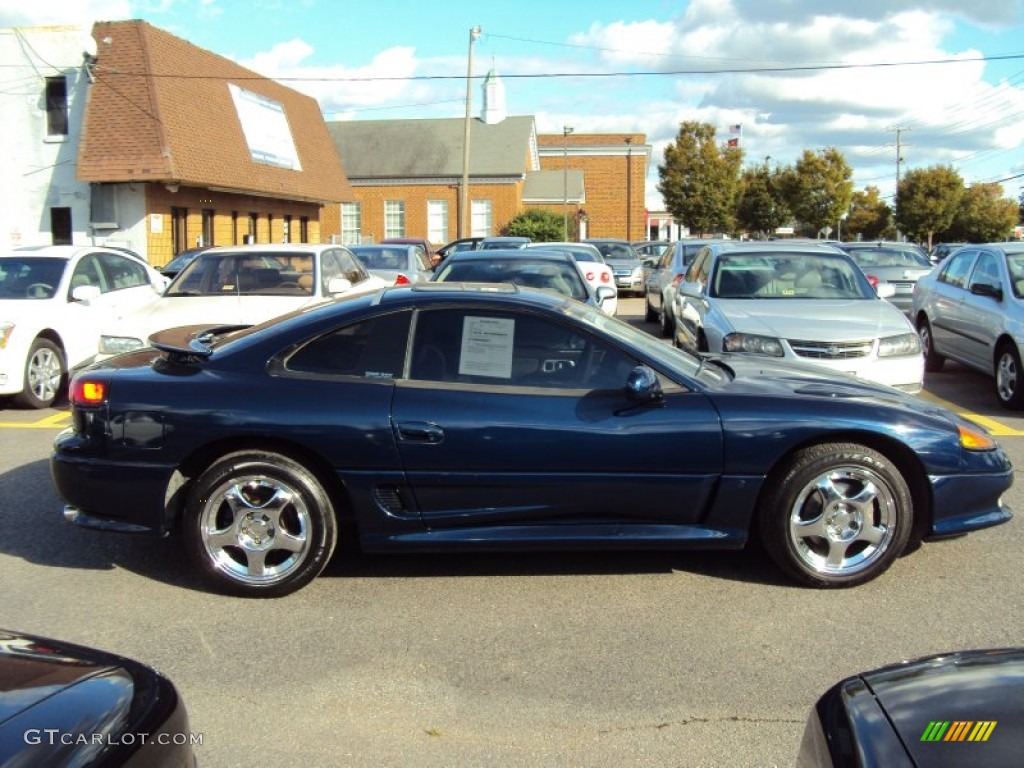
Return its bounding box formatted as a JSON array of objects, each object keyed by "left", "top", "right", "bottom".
[
  {"left": 102, "top": 294, "right": 325, "bottom": 341},
  {"left": 714, "top": 298, "right": 913, "bottom": 338},
  {"left": 605, "top": 258, "right": 643, "bottom": 268},
  {"left": 862, "top": 649, "right": 1024, "bottom": 766}
]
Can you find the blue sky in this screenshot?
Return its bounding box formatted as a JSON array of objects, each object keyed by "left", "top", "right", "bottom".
[{"left": 4, "top": 0, "right": 1023, "bottom": 212}]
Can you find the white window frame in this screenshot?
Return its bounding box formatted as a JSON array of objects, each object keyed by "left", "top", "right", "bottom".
[
  {"left": 470, "top": 200, "right": 492, "bottom": 238},
  {"left": 427, "top": 200, "right": 448, "bottom": 245},
  {"left": 384, "top": 200, "right": 406, "bottom": 239},
  {"left": 341, "top": 202, "right": 361, "bottom": 245}
]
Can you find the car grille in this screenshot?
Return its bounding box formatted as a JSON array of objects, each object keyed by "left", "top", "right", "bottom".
[
  {"left": 788, "top": 338, "right": 873, "bottom": 359},
  {"left": 613, "top": 268, "right": 632, "bottom": 277}
]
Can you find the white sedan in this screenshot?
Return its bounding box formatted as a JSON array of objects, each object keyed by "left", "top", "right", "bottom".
[
  {"left": 672, "top": 242, "right": 924, "bottom": 393},
  {"left": 525, "top": 242, "right": 618, "bottom": 315},
  {"left": 98, "top": 244, "right": 388, "bottom": 359},
  {"left": 0, "top": 245, "right": 168, "bottom": 408}
]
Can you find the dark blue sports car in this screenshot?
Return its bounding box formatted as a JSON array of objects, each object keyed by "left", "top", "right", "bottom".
[{"left": 51, "top": 283, "right": 1013, "bottom": 597}]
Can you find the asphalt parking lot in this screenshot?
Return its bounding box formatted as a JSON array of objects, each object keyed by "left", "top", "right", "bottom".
[{"left": 1, "top": 297, "right": 1022, "bottom": 767}]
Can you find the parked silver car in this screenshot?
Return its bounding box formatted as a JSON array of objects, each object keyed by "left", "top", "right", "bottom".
[
  {"left": 644, "top": 238, "right": 720, "bottom": 337},
  {"left": 349, "top": 243, "right": 434, "bottom": 285},
  {"left": 836, "top": 242, "right": 933, "bottom": 315},
  {"left": 673, "top": 242, "right": 923, "bottom": 392},
  {"left": 911, "top": 241, "right": 1024, "bottom": 408}
]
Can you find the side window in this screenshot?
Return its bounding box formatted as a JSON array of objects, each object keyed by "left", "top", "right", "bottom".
[
  {"left": 968, "top": 252, "right": 1000, "bottom": 288},
  {"left": 69, "top": 255, "right": 106, "bottom": 294},
  {"left": 99, "top": 253, "right": 149, "bottom": 291},
  {"left": 409, "top": 309, "right": 635, "bottom": 390},
  {"left": 939, "top": 250, "right": 976, "bottom": 289},
  {"left": 684, "top": 250, "right": 709, "bottom": 283},
  {"left": 335, "top": 248, "right": 369, "bottom": 284},
  {"left": 284, "top": 311, "right": 411, "bottom": 378},
  {"left": 320, "top": 251, "right": 342, "bottom": 293}
]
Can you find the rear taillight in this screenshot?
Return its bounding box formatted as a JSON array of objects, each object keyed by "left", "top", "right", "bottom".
[
  {"left": 70, "top": 377, "right": 107, "bottom": 406},
  {"left": 671, "top": 273, "right": 685, "bottom": 287},
  {"left": 585, "top": 270, "right": 596, "bottom": 282},
  {"left": 601, "top": 272, "right": 611, "bottom": 283},
  {"left": 394, "top": 273, "right": 411, "bottom": 286},
  {"left": 866, "top": 274, "right": 879, "bottom": 289}
]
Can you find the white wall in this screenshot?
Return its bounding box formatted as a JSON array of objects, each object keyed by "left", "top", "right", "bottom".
[{"left": 1, "top": 26, "right": 148, "bottom": 257}]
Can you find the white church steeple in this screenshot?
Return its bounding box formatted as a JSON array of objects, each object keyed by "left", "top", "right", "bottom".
[{"left": 480, "top": 66, "right": 506, "bottom": 124}]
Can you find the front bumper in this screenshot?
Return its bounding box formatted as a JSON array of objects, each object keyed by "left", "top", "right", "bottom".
[{"left": 928, "top": 469, "right": 1014, "bottom": 538}]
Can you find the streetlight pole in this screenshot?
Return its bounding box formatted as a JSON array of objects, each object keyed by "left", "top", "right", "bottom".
[
  {"left": 562, "top": 125, "right": 573, "bottom": 240},
  {"left": 459, "top": 26, "right": 482, "bottom": 240}
]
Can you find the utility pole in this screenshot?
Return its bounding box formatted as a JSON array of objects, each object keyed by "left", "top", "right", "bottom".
[
  {"left": 625, "top": 137, "right": 633, "bottom": 240},
  {"left": 459, "top": 26, "right": 482, "bottom": 239},
  {"left": 889, "top": 126, "right": 910, "bottom": 238},
  {"left": 562, "top": 125, "right": 573, "bottom": 240}
]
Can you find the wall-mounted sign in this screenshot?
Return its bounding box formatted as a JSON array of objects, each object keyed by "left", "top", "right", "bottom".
[{"left": 228, "top": 84, "right": 302, "bottom": 171}]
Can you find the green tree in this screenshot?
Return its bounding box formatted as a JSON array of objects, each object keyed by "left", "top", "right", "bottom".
[
  {"left": 894, "top": 165, "right": 963, "bottom": 248},
  {"left": 942, "top": 183, "right": 1018, "bottom": 242},
  {"left": 779, "top": 148, "right": 854, "bottom": 237},
  {"left": 736, "top": 161, "right": 790, "bottom": 238},
  {"left": 845, "top": 186, "right": 893, "bottom": 241},
  {"left": 657, "top": 121, "right": 743, "bottom": 235},
  {"left": 502, "top": 208, "right": 564, "bottom": 241}
]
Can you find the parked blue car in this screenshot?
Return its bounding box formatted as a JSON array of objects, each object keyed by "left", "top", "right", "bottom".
[{"left": 51, "top": 283, "right": 1012, "bottom": 597}]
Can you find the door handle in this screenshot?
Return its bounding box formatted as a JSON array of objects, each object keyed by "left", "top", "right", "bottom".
[{"left": 395, "top": 422, "right": 445, "bottom": 444}]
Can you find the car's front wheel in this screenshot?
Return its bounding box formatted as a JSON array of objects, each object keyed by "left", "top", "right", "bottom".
[
  {"left": 995, "top": 342, "right": 1024, "bottom": 409},
  {"left": 185, "top": 451, "right": 338, "bottom": 597},
  {"left": 14, "top": 338, "right": 64, "bottom": 409},
  {"left": 759, "top": 442, "right": 913, "bottom": 588},
  {"left": 658, "top": 303, "right": 672, "bottom": 338}
]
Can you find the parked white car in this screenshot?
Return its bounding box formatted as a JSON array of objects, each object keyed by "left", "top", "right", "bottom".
[
  {"left": 98, "top": 244, "right": 388, "bottom": 359},
  {"left": 0, "top": 245, "right": 168, "bottom": 408},
  {"left": 672, "top": 242, "right": 924, "bottom": 393}
]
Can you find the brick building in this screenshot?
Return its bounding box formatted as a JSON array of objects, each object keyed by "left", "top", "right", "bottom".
[{"left": 3, "top": 20, "right": 352, "bottom": 265}]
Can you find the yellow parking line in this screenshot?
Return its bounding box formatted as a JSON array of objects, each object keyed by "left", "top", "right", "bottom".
[
  {"left": 0, "top": 412, "right": 71, "bottom": 429},
  {"left": 919, "top": 392, "right": 1024, "bottom": 436}
]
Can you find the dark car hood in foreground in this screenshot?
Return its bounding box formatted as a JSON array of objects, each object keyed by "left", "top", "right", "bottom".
[
  {"left": 801, "top": 649, "right": 1024, "bottom": 767},
  {"left": 0, "top": 628, "right": 193, "bottom": 767}
]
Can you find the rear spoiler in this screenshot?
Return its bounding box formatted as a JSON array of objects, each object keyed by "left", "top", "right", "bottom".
[{"left": 149, "top": 324, "right": 250, "bottom": 363}]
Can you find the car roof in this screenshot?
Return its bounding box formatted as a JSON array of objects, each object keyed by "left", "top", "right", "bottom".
[
  {"left": 7, "top": 245, "right": 146, "bottom": 261},
  {"left": 441, "top": 248, "right": 575, "bottom": 262}
]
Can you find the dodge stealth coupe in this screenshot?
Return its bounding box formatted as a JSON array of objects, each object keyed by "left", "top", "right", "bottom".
[{"left": 51, "top": 283, "right": 1012, "bottom": 597}]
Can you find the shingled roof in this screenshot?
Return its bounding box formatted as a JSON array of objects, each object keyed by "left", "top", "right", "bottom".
[
  {"left": 77, "top": 19, "right": 352, "bottom": 204},
  {"left": 327, "top": 116, "right": 538, "bottom": 180}
]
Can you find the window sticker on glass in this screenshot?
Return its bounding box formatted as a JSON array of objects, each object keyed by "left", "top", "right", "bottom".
[{"left": 459, "top": 316, "right": 515, "bottom": 378}]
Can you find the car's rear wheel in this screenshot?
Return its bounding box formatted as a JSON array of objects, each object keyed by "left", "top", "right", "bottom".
[
  {"left": 185, "top": 451, "right": 337, "bottom": 597},
  {"left": 644, "top": 295, "right": 657, "bottom": 322},
  {"left": 658, "top": 304, "right": 672, "bottom": 338},
  {"left": 759, "top": 442, "right": 912, "bottom": 588},
  {"left": 917, "top": 317, "right": 945, "bottom": 373},
  {"left": 995, "top": 342, "right": 1024, "bottom": 409},
  {"left": 14, "top": 338, "right": 64, "bottom": 409}
]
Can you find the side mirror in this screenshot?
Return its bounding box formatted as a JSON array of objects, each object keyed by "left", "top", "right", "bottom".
[
  {"left": 970, "top": 282, "right": 1003, "bottom": 301},
  {"left": 678, "top": 281, "right": 704, "bottom": 298},
  {"left": 326, "top": 277, "right": 354, "bottom": 295},
  {"left": 625, "top": 365, "right": 664, "bottom": 404},
  {"left": 875, "top": 282, "right": 896, "bottom": 299},
  {"left": 596, "top": 286, "right": 617, "bottom": 305}
]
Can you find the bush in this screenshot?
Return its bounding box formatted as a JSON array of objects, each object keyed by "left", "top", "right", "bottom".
[{"left": 503, "top": 208, "right": 565, "bottom": 241}]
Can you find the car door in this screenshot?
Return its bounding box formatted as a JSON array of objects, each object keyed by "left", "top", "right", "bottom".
[
  {"left": 927, "top": 249, "right": 977, "bottom": 360},
  {"left": 957, "top": 250, "right": 1004, "bottom": 370},
  {"left": 391, "top": 306, "right": 724, "bottom": 530},
  {"left": 61, "top": 252, "right": 162, "bottom": 368},
  {"left": 674, "top": 249, "right": 712, "bottom": 352}
]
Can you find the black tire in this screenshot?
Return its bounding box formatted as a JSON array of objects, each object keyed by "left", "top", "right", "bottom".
[
  {"left": 758, "top": 442, "right": 913, "bottom": 588},
  {"left": 184, "top": 451, "right": 337, "bottom": 597},
  {"left": 995, "top": 342, "right": 1024, "bottom": 409},
  {"left": 658, "top": 304, "right": 672, "bottom": 338},
  {"left": 644, "top": 295, "right": 657, "bottom": 322},
  {"left": 917, "top": 317, "right": 944, "bottom": 373},
  {"left": 14, "top": 338, "right": 64, "bottom": 409}
]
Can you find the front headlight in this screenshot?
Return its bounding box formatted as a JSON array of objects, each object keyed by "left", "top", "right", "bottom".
[
  {"left": 878, "top": 332, "right": 921, "bottom": 357},
  {"left": 723, "top": 332, "right": 785, "bottom": 356},
  {"left": 0, "top": 322, "right": 13, "bottom": 349},
  {"left": 632, "top": 265, "right": 644, "bottom": 277},
  {"left": 99, "top": 336, "right": 144, "bottom": 355}
]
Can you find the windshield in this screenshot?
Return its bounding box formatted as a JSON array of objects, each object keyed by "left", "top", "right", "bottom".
[
  {"left": 710, "top": 252, "right": 873, "bottom": 300},
  {"left": 589, "top": 242, "right": 639, "bottom": 261},
  {"left": 168, "top": 251, "right": 316, "bottom": 296},
  {"left": 350, "top": 247, "right": 409, "bottom": 271},
  {"left": 437, "top": 259, "right": 588, "bottom": 301},
  {"left": 0, "top": 258, "right": 68, "bottom": 300},
  {"left": 844, "top": 247, "right": 931, "bottom": 268}
]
